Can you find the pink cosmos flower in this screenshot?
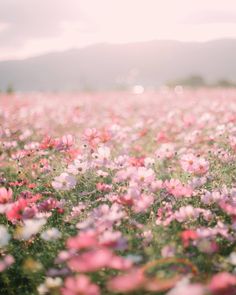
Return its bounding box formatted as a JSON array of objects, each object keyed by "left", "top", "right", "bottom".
[
  {"left": 0, "top": 187, "right": 13, "bottom": 204},
  {"left": 66, "top": 231, "right": 98, "bottom": 250},
  {"left": 132, "top": 194, "right": 154, "bottom": 213},
  {"left": 96, "top": 183, "right": 112, "bottom": 192},
  {"left": 181, "top": 230, "right": 198, "bottom": 247},
  {"left": 6, "top": 198, "right": 28, "bottom": 222},
  {"left": 165, "top": 179, "right": 193, "bottom": 198},
  {"left": 201, "top": 190, "right": 222, "bottom": 205},
  {"left": 188, "top": 176, "right": 207, "bottom": 189},
  {"left": 180, "top": 153, "right": 196, "bottom": 172},
  {"left": 132, "top": 167, "right": 155, "bottom": 185},
  {"left": 208, "top": 272, "right": 236, "bottom": 292},
  {"left": 174, "top": 205, "right": 212, "bottom": 223},
  {"left": 51, "top": 173, "right": 76, "bottom": 191},
  {"left": 61, "top": 134, "right": 74, "bottom": 148},
  {"left": 38, "top": 197, "right": 62, "bottom": 212},
  {"left": 150, "top": 180, "right": 163, "bottom": 192},
  {"left": 156, "top": 131, "right": 169, "bottom": 143},
  {"left": 91, "top": 203, "right": 125, "bottom": 230},
  {"left": 129, "top": 156, "right": 145, "bottom": 167},
  {"left": 61, "top": 275, "right": 100, "bottom": 295},
  {"left": 58, "top": 134, "right": 74, "bottom": 150},
  {"left": 229, "top": 136, "right": 236, "bottom": 152},
  {"left": 83, "top": 128, "right": 100, "bottom": 147},
  {"left": 180, "top": 154, "right": 209, "bottom": 175},
  {"left": 99, "top": 230, "right": 126, "bottom": 250},
  {"left": 92, "top": 146, "right": 111, "bottom": 166},
  {"left": 64, "top": 203, "right": 86, "bottom": 222},
  {"left": 161, "top": 245, "right": 176, "bottom": 257},
  {"left": 141, "top": 230, "right": 153, "bottom": 246},
  {"left": 107, "top": 269, "right": 145, "bottom": 293},
  {"left": 155, "top": 143, "right": 175, "bottom": 160},
  {"left": 220, "top": 201, "right": 236, "bottom": 217},
  {"left": 68, "top": 248, "right": 132, "bottom": 272},
  {"left": 40, "top": 135, "right": 56, "bottom": 150},
  {"left": 0, "top": 255, "right": 15, "bottom": 272},
  {"left": 196, "top": 221, "right": 230, "bottom": 240},
  {"left": 116, "top": 194, "right": 134, "bottom": 206},
  {"left": 197, "top": 239, "right": 218, "bottom": 254}
]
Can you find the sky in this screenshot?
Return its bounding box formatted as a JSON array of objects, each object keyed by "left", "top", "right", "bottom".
[{"left": 0, "top": 0, "right": 236, "bottom": 60}]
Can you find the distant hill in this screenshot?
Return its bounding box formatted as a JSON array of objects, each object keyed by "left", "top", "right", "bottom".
[{"left": 1, "top": 39, "right": 236, "bottom": 91}]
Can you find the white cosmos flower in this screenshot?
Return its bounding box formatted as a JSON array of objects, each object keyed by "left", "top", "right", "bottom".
[
  {"left": 0, "top": 225, "right": 10, "bottom": 247},
  {"left": 16, "top": 218, "right": 47, "bottom": 240},
  {"left": 41, "top": 228, "right": 61, "bottom": 241}
]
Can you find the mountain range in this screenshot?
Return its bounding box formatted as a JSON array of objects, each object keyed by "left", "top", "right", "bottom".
[{"left": 0, "top": 39, "right": 236, "bottom": 91}]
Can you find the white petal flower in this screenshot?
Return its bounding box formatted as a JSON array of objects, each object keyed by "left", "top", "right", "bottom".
[
  {"left": 41, "top": 228, "right": 61, "bottom": 241},
  {"left": 16, "top": 218, "right": 47, "bottom": 240},
  {"left": 0, "top": 225, "right": 10, "bottom": 247}
]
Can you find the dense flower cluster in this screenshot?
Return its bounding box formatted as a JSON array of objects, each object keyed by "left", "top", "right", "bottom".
[{"left": 1, "top": 89, "right": 236, "bottom": 294}]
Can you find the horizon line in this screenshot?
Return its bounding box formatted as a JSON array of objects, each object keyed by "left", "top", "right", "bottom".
[{"left": 1, "top": 37, "right": 236, "bottom": 63}]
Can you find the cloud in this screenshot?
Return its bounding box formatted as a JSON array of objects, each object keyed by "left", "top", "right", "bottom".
[
  {"left": 0, "top": 0, "right": 88, "bottom": 46},
  {"left": 0, "top": 0, "right": 236, "bottom": 60}
]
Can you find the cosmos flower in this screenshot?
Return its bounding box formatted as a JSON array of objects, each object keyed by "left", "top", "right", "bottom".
[
  {"left": 165, "top": 179, "right": 193, "bottom": 198},
  {"left": 180, "top": 154, "right": 209, "bottom": 175},
  {"left": 61, "top": 275, "right": 100, "bottom": 295},
  {"left": 0, "top": 187, "right": 13, "bottom": 204},
  {"left": 107, "top": 269, "right": 145, "bottom": 293},
  {"left": 0, "top": 255, "right": 15, "bottom": 272},
  {"left": 52, "top": 173, "right": 76, "bottom": 191},
  {"left": 6, "top": 198, "right": 28, "bottom": 222},
  {"left": 208, "top": 272, "right": 236, "bottom": 292},
  {"left": 68, "top": 248, "right": 132, "bottom": 272},
  {"left": 41, "top": 228, "right": 61, "bottom": 241},
  {"left": 15, "top": 218, "right": 47, "bottom": 240},
  {"left": 0, "top": 225, "right": 11, "bottom": 247}
]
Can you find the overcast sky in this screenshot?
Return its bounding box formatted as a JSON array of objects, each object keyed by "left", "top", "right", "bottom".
[{"left": 0, "top": 0, "right": 236, "bottom": 60}]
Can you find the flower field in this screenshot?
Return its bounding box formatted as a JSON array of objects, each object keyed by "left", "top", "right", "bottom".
[{"left": 1, "top": 89, "right": 236, "bottom": 294}]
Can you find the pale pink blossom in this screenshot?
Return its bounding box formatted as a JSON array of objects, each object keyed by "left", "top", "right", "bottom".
[
  {"left": 52, "top": 173, "right": 76, "bottom": 191},
  {"left": 61, "top": 275, "right": 100, "bottom": 295}
]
